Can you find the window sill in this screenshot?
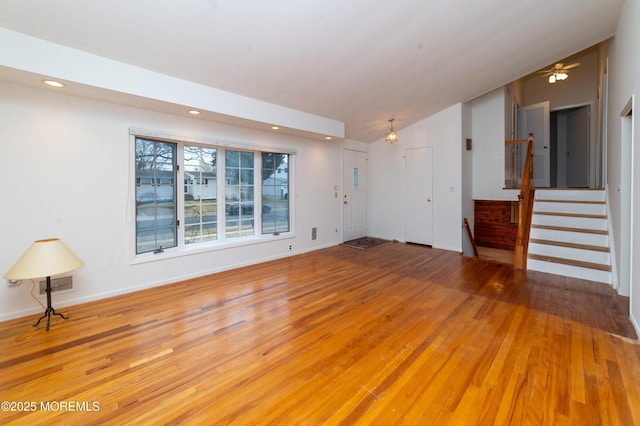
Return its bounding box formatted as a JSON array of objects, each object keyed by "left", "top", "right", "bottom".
[{"left": 130, "top": 232, "right": 294, "bottom": 265}]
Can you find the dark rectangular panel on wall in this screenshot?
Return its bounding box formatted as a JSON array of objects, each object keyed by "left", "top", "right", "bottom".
[{"left": 473, "top": 200, "right": 518, "bottom": 250}]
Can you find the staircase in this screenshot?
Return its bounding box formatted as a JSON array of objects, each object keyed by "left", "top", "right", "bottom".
[{"left": 527, "top": 189, "right": 612, "bottom": 284}]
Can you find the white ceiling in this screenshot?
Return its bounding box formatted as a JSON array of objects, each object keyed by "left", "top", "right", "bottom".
[{"left": 0, "top": 0, "right": 624, "bottom": 142}]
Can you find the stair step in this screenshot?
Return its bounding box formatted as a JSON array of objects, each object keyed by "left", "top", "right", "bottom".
[
  {"left": 529, "top": 238, "right": 609, "bottom": 252},
  {"left": 536, "top": 199, "right": 605, "bottom": 205},
  {"left": 528, "top": 253, "right": 611, "bottom": 271},
  {"left": 528, "top": 189, "right": 611, "bottom": 284},
  {"left": 534, "top": 189, "right": 605, "bottom": 202},
  {"left": 527, "top": 258, "right": 612, "bottom": 284},
  {"left": 531, "top": 214, "right": 608, "bottom": 230},
  {"left": 533, "top": 200, "right": 607, "bottom": 215},
  {"left": 531, "top": 224, "right": 608, "bottom": 235},
  {"left": 533, "top": 211, "right": 607, "bottom": 219},
  {"left": 529, "top": 242, "right": 611, "bottom": 265},
  {"left": 529, "top": 227, "right": 609, "bottom": 247}
]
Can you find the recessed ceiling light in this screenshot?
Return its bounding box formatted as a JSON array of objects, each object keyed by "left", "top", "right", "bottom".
[
  {"left": 271, "top": 126, "right": 280, "bottom": 130},
  {"left": 42, "top": 80, "right": 64, "bottom": 88},
  {"left": 188, "top": 110, "right": 201, "bottom": 115},
  {"left": 325, "top": 136, "right": 333, "bottom": 140}
]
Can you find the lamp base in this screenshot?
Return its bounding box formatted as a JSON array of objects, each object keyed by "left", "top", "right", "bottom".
[
  {"left": 33, "top": 276, "right": 68, "bottom": 331},
  {"left": 34, "top": 308, "right": 68, "bottom": 331}
]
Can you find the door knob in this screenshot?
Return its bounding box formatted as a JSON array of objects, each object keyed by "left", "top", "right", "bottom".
[{"left": 427, "top": 197, "right": 432, "bottom": 202}]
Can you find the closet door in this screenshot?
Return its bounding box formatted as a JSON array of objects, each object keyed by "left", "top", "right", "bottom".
[{"left": 404, "top": 147, "right": 433, "bottom": 245}]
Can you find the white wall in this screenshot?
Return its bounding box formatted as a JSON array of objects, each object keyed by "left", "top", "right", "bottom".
[
  {"left": 369, "top": 103, "right": 464, "bottom": 252},
  {"left": 607, "top": 0, "right": 640, "bottom": 334},
  {"left": 461, "top": 103, "right": 474, "bottom": 256},
  {"left": 0, "top": 82, "right": 343, "bottom": 321},
  {"left": 471, "top": 88, "right": 520, "bottom": 201}
]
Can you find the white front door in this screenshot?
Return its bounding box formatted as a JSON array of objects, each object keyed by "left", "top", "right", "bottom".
[
  {"left": 404, "top": 147, "right": 433, "bottom": 246},
  {"left": 342, "top": 149, "right": 368, "bottom": 241},
  {"left": 519, "top": 101, "right": 550, "bottom": 187}
]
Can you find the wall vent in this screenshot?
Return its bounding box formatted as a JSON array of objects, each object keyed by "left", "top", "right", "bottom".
[{"left": 39, "top": 276, "right": 73, "bottom": 295}]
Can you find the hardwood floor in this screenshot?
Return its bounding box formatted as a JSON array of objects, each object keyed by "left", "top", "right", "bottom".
[
  {"left": 1, "top": 242, "right": 639, "bottom": 425},
  {"left": 477, "top": 246, "right": 514, "bottom": 265}
]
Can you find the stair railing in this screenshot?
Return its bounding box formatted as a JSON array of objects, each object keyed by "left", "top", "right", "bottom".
[
  {"left": 463, "top": 218, "right": 479, "bottom": 258},
  {"left": 505, "top": 133, "right": 535, "bottom": 270}
]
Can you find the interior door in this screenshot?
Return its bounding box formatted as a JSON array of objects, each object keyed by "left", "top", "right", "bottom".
[
  {"left": 566, "top": 105, "right": 590, "bottom": 187},
  {"left": 342, "top": 149, "right": 368, "bottom": 241},
  {"left": 519, "top": 101, "right": 550, "bottom": 187},
  {"left": 404, "top": 147, "right": 433, "bottom": 245}
]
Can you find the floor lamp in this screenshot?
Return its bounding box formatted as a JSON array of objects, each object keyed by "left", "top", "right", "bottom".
[{"left": 4, "top": 238, "right": 84, "bottom": 331}]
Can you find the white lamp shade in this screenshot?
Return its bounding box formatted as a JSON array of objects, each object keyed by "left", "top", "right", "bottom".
[{"left": 4, "top": 238, "right": 84, "bottom": 280}]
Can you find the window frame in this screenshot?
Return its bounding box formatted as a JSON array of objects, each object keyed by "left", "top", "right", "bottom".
[
  {"left": 261, "top": 152, "right": 290, "bottom": 235},
  {"left": 182, "top": 144, "right": 218, "bottom": 246},
  {"left": 129, "top": 129, "right": 295, "bottom": 265},
  {"left": 134, "top": 137, "right": 178, "bottom": 255}
]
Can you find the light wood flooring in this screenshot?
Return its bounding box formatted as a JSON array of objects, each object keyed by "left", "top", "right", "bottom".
[
  {"left": 1, "top": 242, "right": 639, "bottom": 425},
  {"left": 476, "top": 246, "right": 515, "bottom": 265}
]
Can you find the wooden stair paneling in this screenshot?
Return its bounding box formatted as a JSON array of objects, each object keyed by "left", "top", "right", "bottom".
[{"left": 473, "top": 200, "right": 517, "bottom": 250}]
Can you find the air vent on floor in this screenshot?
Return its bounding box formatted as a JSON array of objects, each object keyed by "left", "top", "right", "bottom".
[{"left": 39, "top": 276, "right": 73, "bottom": 295}]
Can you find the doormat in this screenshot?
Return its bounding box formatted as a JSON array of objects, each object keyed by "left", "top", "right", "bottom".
[{"left": 342, "top": 237, "right": 390, "bottom": 250}]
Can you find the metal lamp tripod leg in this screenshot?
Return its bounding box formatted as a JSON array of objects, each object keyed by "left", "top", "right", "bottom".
[{"left": 33, "top": 276, "right": 68, "bottom": 331}]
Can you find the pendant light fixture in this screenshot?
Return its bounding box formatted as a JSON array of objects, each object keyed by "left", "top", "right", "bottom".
[{"left": 385, "top": 118, "right": 398, "bottom": 143}]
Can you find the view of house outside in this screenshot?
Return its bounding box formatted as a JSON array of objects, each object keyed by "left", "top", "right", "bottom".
[{"left": 135, "top": 137, "right": 289, "bottom": 254}]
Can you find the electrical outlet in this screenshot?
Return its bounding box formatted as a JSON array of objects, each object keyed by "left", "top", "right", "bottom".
[{"left": 311, "top": 227, "right": 317, "bottom": 240}]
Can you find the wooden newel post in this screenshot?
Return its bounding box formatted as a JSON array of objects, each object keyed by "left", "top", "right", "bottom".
[{"left": 513, "top": 133, "right": 535, "bottom": 270}]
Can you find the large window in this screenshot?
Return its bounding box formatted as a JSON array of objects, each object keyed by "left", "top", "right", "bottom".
[
  {"left": 225, "top": 150, "right": 255, "bottom": 238},
  {"left": 135, "top": 138, "right": 177, "bottom": 254},
  {"left": 134, "top": 135, "right": 291, "bottom": 256},
  {"left": 184, "top": 145, "right": 217, "bottom": 245},
  {"left": 262, "top": 153, "right": 289, "bottom": 234}
]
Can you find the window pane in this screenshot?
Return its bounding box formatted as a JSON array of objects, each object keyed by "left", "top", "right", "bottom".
[
  {"left": 262, "top": 153, "right": 289, "bottom": 234},
  {"left": 225, "top": 150, "right": 255, "bottom": 238},
  {"left": 135, "top": 138, "right": 177, "bottom": 253},
  {"left": 226, "top": 150, "right": 239, "bottom": 166},
  {"left": 184, "top": 145, "right": 218, "bottom": 244},
  {"left": 240, "top": 169, "right": 254, "bottom": 185},
  {"left": 240, "top": 151, "right": 253, "bottom": 167}
]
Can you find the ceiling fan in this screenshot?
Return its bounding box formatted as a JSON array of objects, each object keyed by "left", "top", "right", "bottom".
[{"left": 538, "top": 62, "right": 580, "bottom": 83}]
